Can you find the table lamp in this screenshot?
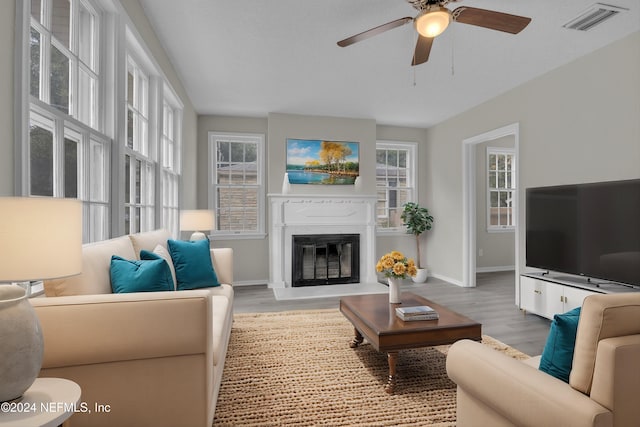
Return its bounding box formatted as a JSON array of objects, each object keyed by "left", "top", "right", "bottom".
[
  {"left": 180, "top": 209, "right": 215, "bottom": 241},
  {"left": 0, "top": 197, "right": 82, "bottom": 402}
]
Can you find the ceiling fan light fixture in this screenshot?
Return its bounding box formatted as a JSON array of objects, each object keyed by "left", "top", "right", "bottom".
[{"left": 414, "top": 6, "right": 451, "bottom": 38}]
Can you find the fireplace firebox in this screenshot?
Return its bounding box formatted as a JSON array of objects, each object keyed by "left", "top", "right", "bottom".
[{"left": 292, "top": 234, "right": 360, "bottom": 287}]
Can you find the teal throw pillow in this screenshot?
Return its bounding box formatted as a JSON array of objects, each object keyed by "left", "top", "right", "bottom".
[
  {"left": 167, "top": 238, "right": 220, "bottom": 290},
  {"left": 539, "top": 306, "right": 581, "bottom": 383},
  {"left": 110, "top": 255, "right": 174, "bottom": 294},
  {"left": 140, "top": 249, "right": 176, "bottom": 289}
]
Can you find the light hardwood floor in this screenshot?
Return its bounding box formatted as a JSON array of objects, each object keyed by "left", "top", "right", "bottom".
[{"left": 233, "top": 271, "right": 551, "bottom": 356}]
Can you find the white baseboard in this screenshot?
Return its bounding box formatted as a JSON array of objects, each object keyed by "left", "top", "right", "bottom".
[
  {"left": 476, "top": 266, "right": 515, "bottom": 273},
  {"left": 232, "top": 279, "right": 268, "bottom": 287},
  {"left": 429, "top": 272, "right": 463, "bottom": 287},
  {"left": 273, "top": 282, "right": 388, "bottom": 301}
]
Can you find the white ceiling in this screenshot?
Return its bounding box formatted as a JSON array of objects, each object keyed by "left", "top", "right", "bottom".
[{"left": 139, "top": 0, "right": 640, "bottom": 128}]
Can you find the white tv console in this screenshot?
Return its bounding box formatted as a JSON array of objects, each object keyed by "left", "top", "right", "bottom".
[{"left": 520, "top": 272, "right": 640, "bottom": 320}]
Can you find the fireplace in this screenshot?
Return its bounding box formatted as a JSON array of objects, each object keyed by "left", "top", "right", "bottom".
[
  {"left": 268, "top": 194, "right": 377, "bottom": 289},
  {"left": 292, "top": 234, "right": 360, "bottom": 287}
]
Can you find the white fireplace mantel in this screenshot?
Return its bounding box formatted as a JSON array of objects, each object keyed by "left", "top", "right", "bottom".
[{"left": 268, "top": 194, "right": 378, "bottom": 288}]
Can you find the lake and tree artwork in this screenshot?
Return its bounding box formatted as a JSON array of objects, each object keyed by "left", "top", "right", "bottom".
[{"left": 286, "top": 139, "right": 360, "bottom": 185}]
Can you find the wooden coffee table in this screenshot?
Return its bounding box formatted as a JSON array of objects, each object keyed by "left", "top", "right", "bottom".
[{"left": 339, "top": 292, "right": 481, "bottom": 393}]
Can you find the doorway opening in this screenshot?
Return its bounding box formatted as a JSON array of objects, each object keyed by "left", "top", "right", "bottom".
[{"left": 462, "top": 123, "right": 519, "bottom": 302}]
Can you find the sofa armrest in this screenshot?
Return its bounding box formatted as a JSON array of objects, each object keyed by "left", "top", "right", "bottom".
[
  {"left": 211, "top": 248, "right": 233, "bottom": 285},
  {"left": 30, "top": 290, "right": 213, "bottom": 368},
  {"left": 447, "top": 340, "right": 612, "bottom": 427}
]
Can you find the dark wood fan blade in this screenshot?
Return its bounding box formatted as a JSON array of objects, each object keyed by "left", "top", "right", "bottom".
[
  {"left": 411, "top": 35, "right": 433, "bottom": 66},
  {"left": 452, "top": 6, "right": 531, "bottom": 34},
  {"left": 337, "top": 17, "right": 413, "bottom": 47}
]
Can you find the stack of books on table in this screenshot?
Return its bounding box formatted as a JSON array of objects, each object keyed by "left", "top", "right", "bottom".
[{"left": 396, "top": 305, "right": 439, "bottom": 321}]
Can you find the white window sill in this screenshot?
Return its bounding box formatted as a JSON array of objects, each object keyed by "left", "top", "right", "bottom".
[
  {"left": 376, "top": 229, "right": 410, "bottom": 237},
  {"left": 487, "top": 227, "right": 515, "bottom": 234},
  {"left": 210, "top": 232, "right": 267, "bottom": 241}
]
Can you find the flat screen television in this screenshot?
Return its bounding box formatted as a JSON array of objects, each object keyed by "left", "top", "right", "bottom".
[{"left": 526, "top": 179, "right": 640, "bottom": 287}]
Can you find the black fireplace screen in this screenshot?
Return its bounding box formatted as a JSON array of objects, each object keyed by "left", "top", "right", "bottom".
[{"left": 292, "top": 234, "right": 360, "bottom": 287}]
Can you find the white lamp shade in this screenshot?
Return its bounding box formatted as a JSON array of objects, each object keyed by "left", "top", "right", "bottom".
[
  {"left": 180, "top": 210, "right": 215, "bottom": 232},
  {"left": 0, "top": 197, "right": 82, "bottom": 282},
  {"left": 415, "top": 7, "right": 451, "bottom": 38}
]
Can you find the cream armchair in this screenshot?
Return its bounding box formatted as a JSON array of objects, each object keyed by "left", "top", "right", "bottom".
[{"left": 447, "top": 293, "right": 640, "bottom": 427}]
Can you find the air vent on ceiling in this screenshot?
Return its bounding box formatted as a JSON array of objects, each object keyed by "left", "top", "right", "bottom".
[{"left": 563, "top": 3, "right": 628, "bottom": 31}]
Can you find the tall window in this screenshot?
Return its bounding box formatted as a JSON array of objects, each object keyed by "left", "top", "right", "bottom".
[
  {"left": 30, "top": 0, "right": 99, "bottom": 128},
  {"left": 124, "top": 57, "right": 155, "bottom": 234},
  {"left": 28, "top": 0, "right": 109, "bottom": 242},
  {"left": 376, "top": 142, "right": 417, "bottom": 230},
  {"left": 20, "top": 1, "right": 185, "bottom": 242},
  {"left": 161, "top": 99, "right": 182, "bottom": 237},
  {"left": 209, "top": 132, "right": 265, "bottom": 237},
  {"left": 487, "top": 148, "right": 516, "bottom": 230}
]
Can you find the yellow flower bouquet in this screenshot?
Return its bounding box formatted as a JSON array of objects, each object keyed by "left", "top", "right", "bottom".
[{"left": 376, "top": 251, "right": 417, "bottom": 280}]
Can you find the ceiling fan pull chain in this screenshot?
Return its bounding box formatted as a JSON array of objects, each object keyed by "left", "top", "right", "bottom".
[
  {"left": 450, "top": 28, "right": 455, "bottom": 76},
  {"left": 412, "top": 30, "right": 418, "bottom": 86}
]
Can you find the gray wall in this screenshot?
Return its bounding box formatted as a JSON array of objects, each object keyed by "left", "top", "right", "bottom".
[
  {"left": 475, "top": 135, "right": 515, "bottom": 270},
  {"left": 198, "top": 28, "right": 640, "bottom": 286},
  {"left": 426, "top": 31, "right": 640, "bottom": 284},
  {"left": 266, "top": 113, "right": 377, "bottom": 195},
  {"left": 376, "top": 125, "right": 431, "bottom": 268},
  {"left": 197, "top": 114, "right": 430, "bottom": 284},
  {"left": 196, "top": 115, "right": 269, "bottom": 284}
]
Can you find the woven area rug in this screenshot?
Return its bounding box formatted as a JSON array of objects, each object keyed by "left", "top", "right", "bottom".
[{"left": 214, "top": 309, "right": 529, "bottom": 426}]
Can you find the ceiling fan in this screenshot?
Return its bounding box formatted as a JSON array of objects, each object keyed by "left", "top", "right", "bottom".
[{"left": 337, "top": 0, "right": 532, "bottom": 66}]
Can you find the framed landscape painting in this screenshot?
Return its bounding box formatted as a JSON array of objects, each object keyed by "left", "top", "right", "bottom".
[{"left": 286, "top": 139, "right": 359, "bottom": 185}]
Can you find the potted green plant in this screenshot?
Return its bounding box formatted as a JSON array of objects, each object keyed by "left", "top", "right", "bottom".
[{"left": 400, "top": 202, "right": 434, "bottom": 283}]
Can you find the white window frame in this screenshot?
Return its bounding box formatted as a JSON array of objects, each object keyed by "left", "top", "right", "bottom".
[
  {"left": 375, "top": 141, "right": 417, "bottom": 234},
  {"left": 87, "top": 133, "right": 110, "bottom": 242},
  {"left": 160, "top": 85, "right": 183, "bottom": 238},
  {"left": 486, "top": 147, "right": 516, "bottom": 232},
  {"left": 29, "top": 0, "right": 101, "bottom": 129},
  {"left": 208, "top": 132, "right": 266, "bottom": 239},
  {"left": 123, "top": 54, "right": 155, "bottom": 234},
  {"left": 28, "top": 105, "right": 111, "bottom": 242},
  {"left": 17, "top": 0, "right": 186, "bottom": 242},
  {"left": 18, "top": 0, "right": 111, "bottom": 243}
]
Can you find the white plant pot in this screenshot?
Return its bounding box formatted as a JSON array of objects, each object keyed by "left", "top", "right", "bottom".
[
  {"left": 412, "top": 268, "right": 429, "bottom": 283},
  {"left": 0, "top": 285, "right": 44, "bottom": 402}
]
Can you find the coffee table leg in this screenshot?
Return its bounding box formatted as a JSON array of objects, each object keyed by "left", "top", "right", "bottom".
[
  {"left": 350, "top": 328, "right": 364, "bottom": 348},
  {"left": 385, "top": 352, "right": 398, "bottom": 394}
]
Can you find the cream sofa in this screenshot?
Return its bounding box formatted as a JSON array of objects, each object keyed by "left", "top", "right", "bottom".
[
  {"left": 30, "top": 229, "right": 233, "bottom": 427},
  {"left": 447, "top": 293, "right": 640, "bottom": 427}
]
